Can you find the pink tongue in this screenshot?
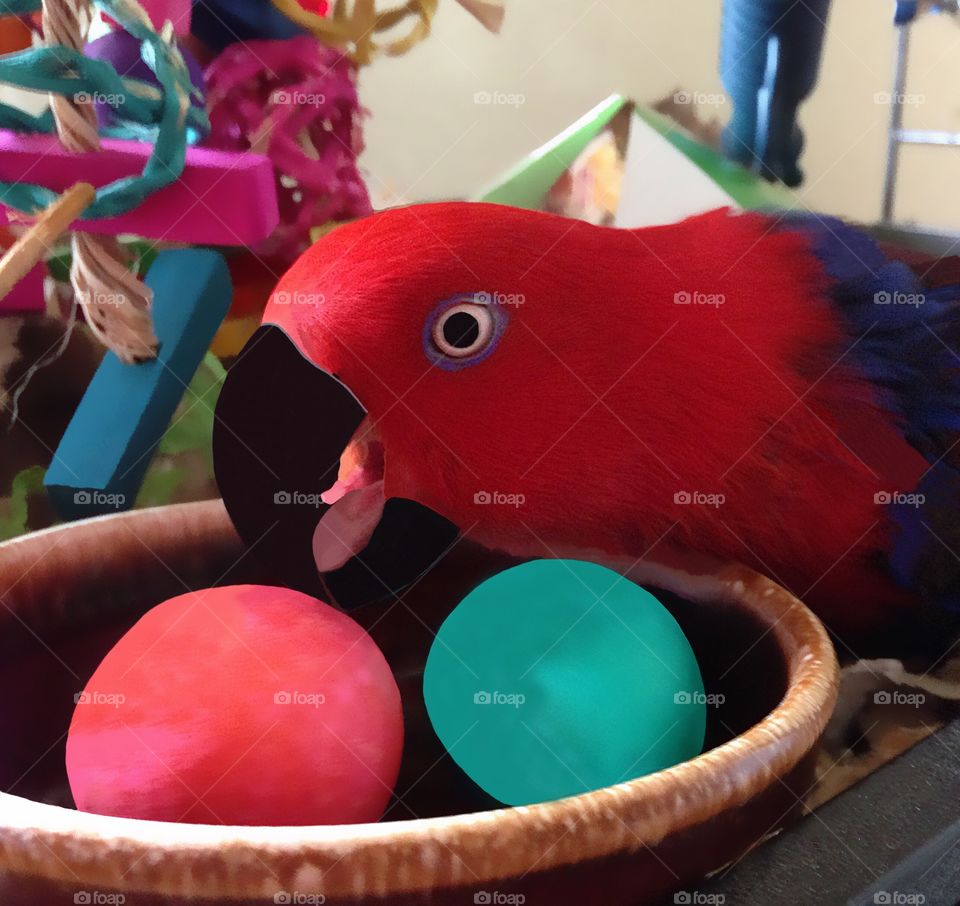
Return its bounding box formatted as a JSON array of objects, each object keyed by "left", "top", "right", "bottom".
[{"left": 313, "top": 480, "right": 386, "bottom": 573}]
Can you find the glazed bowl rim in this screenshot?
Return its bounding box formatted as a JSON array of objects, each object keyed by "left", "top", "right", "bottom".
[{"left": 0, "top": 501, "right": 839, "bottom": 898}]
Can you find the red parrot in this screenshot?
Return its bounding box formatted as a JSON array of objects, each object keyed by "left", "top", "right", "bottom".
[{"left": 214, "top": 203, "right": 960, "bottom": 639}]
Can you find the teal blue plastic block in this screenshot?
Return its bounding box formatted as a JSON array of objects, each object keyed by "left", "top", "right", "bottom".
[{"left": 45, "top": 249, "right": 232, "bottom": 519}]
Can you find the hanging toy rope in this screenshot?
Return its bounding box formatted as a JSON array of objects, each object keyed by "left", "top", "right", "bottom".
[{"left": 42, "top": 0, "right": 157, "bottom": 363}]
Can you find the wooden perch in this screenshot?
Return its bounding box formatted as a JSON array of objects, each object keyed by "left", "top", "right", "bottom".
[{"left": 0, "top": 182, "right": 95, "bottom": 303}]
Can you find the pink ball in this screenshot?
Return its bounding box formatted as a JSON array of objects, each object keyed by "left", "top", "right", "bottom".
[{"left": 67, "top": 585, "right": 403, "bottom": 825}]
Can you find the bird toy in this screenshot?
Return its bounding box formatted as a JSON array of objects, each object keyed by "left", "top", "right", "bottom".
[
  {"left": 0, "top": 0, "right": 504, "bottom": 526},
  {"left": 0, "top": 0, "right": 204, "bottom": 360},
  {"left": 0, "top": 0, "right": 279, "bottom": 515}
]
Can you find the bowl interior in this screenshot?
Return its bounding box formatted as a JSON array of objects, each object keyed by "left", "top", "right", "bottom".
[{"left": 0, "top": 507, "right": 788, "bottom": 823}]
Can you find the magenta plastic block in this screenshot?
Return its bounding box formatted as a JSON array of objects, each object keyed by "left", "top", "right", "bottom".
[
  {"left": 0, "top": 257, "right": 45, "bottom": 315},
  {"left": 0, "top": 132, "right": 279, "bottom": 246}
]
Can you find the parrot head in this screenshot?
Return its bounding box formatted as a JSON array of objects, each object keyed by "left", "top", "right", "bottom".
[
  {"left": 215, "top": 201, "right": 960, "bottom": 636},
  {"left": 214, "top": 201, "right": 698, "bottom": 599}
]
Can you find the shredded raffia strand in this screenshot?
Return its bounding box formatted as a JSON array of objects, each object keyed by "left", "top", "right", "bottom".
[{"left": 269, "top": 0, "right": 504, "bottom": 65}]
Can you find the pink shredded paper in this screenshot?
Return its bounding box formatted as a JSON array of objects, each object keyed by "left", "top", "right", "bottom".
[{"left": 205, "top": 36, "right": 372, "bottom": 264}]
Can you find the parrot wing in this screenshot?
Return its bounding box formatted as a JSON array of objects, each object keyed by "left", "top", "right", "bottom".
[{"left": 777, "top": 213, "right": 960, "bottom": 617}]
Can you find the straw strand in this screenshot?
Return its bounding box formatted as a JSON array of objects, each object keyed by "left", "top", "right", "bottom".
[{"left": 42, "top": 0, "right": 157, "bottom": 363}]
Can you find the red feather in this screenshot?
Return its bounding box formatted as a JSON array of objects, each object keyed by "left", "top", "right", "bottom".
[{"left": 267, "top": 203, "right": 930, "bottom": 635}]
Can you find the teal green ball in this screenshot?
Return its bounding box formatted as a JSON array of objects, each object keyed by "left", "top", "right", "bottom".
[{"left": 423, "top": 559, "right": 706, "bottom": 806}]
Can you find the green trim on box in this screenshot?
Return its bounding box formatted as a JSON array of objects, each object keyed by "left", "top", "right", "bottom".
[
  {"left": 475, "top": 94, "right": 628, "bottom": 208},
  {"left": 475, "top": 94, "right": 797, "bottom": 214}
]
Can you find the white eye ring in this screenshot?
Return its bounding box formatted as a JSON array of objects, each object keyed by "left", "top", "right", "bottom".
[{"left": 431, "top": 303, "right": 496, "bottom": 359}]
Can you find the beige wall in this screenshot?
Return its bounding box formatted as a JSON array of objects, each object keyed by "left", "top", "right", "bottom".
[{"left": 359, "top": 0, "right": 960, "bottom": 230}]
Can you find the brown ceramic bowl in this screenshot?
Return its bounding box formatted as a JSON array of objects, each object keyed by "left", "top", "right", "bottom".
[{"left": 0, "top": 500, "right": 837, "bottom": 905}]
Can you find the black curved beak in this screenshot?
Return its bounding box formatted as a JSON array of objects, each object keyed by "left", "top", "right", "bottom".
[{"left": 213, "top": 325, "right": 457, "bottom": 606}]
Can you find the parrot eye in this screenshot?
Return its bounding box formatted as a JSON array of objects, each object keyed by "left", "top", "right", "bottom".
[
  {"left": 424, "top": 296, "right": 505, "bottom": 370},
  {"left": 434, "top": 304, "right": 492, "bottom": 356}
]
